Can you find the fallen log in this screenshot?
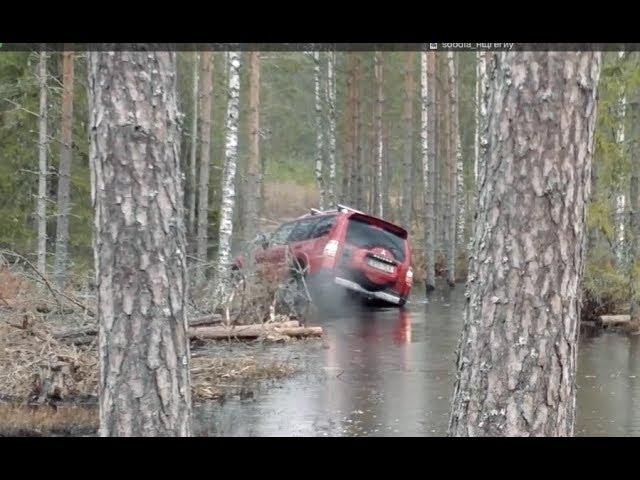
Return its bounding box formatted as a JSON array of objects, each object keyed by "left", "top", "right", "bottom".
[
  {"left": 53, "top": 320, "right": 322, "bottom": 344},
  {"left": 189, "top": 323, "right": 323, "bottom": 340},
  {"left": 188, "top": 313, "right": 223, "bottom": 327},
  {"left": 600, "top": 315, "right": 631, "bottom": 327},
  {"left": 53, "top": 325, "right": 98, "bottom": 340}
]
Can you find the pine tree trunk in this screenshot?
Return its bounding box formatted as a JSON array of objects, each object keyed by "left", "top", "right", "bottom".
[
  {"left": 196, "top": 52, "right": 213, "bottom": 278},
  {"left": 448, "top": 51, "right": 601, "bottom": 437},
  {"left": 441, "top": 57, "right": 452, "bottom": 280},
  {"left": 245, "top": 51, "right": 261, "bottom": 245},
  {"left": 325, "top": 51, "right": 337, "bottom": 207},
  {"left": 374, "top": 52, "right": 384, "bottom": 218},
  {"left": 446, "top": 52, "right": 458, "bottom": 287},
  {"left": 53, "top": 49, "right": 74, "bottom": 287},
  {"left": 214, "top": 51, "right": 241, "bottom": 298},
  {"left": 401, "top": 52, "right": 415, "bottom": 230},
  {"left": 352, "top": 56, "right": 363, "bottom": 209},
  {"left": 88, "top": 49, "right": 192, "bottom": 437},
  {"left": 382, "top": 119, "right": 391, "bottom": 220},
  {"left": 36, "top": 49, "right": 48, "bottom": 276},
  {"left": 188, "top": 52, "right": 199, "bottom": 236},
  {"left": 422, "top": 51, "right": 437, "bottom": 293}
]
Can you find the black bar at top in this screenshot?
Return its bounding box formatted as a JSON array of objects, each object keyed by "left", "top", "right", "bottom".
[{"left": 1, "top": 43, "right": 639, "bottom": 52}]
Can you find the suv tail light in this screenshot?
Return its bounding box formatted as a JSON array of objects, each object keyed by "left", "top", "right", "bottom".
[
  {"left": 323, "top": 240, "right": 340, "bottom": 257},
  {"left": 406, "top": 267, "right": 414, "bottom": 285}
]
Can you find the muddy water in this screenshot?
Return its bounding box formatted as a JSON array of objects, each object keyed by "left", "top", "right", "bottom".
[{"left": 194, "top": 287, "right": 640, "bottom": 436}]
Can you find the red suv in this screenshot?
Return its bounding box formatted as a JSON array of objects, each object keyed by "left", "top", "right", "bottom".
[{"left": 236, "top": 205, "right": 413, "bottom": 307}]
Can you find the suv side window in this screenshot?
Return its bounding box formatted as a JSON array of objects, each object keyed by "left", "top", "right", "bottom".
[
  {"left": 269, "top": 222, "right": 296, "bottom": 246},
  {"left": 288, "top": 218, "right": 320, "bottom": 243},
  {"left": 309, "top": 215, "right": 336, "bottom": 239}
]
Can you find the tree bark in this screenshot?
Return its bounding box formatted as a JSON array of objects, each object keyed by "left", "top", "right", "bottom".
[
  {"left": 36, "top": 49, "right": 48, "bottom": 276},
  {"left": 446, "top": 52, "right": 458, "bottom": 287},
  {"left": 313, "top": 52, "right": 326, "bottom": 209},
  {"left": 213, "top": 51, "right": 242, "bottom": 298},
  {"left": 245, "top": 51, "right": 261, "bottom": 245},
  {"left": 448, "top": 51, "right": 601, "bottom": 437},
  {"left": 401, "top": 52, "right": 415, "bottom": 230},
  {"left": 325, "top": 51, "right": 338, "bottom": 207},
  {"left": 196, "top": 52, "right": 213, "bottom": 279},
  {"left": 615, "top": 51, "right": 628, "bottom": 268},
  {"left": 188, "top": 52, "right": 199, "bottom": 236},
  {"left": 629, "top": 71, "right": 640, "bottom": 327},
  {"left": 352, "top": 56, "right": 364, "bottom": 209},
  {"left": 374, "top": 52, "right": 384, "bottom": 218},
  {"left": 88, "top": 49, "right": 192, "bottom": 437},
  {"left": 343, "top": 53, "right": 355, "bottom": 203},
  {"left": 53, "top": 49, "right": 74, "bottom": 288},
  {"left": 422, "top": 51, "right": 437, "bottom": 293}
]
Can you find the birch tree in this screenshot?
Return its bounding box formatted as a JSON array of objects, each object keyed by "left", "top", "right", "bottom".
[
  {"left": 313, "top": 51, "right": 326, "bottom": 209},
  {"left": 615, "top": 51, "right": 628, "bottom": 266},
  {"left": 53, "top": 49, "right": 74, "bottom": 287},
  {"left": 88, "top": 49, "right": 192, "bottom": 436},
  {"left": 196, "top": 52, "right": 213, "bottom": 278},
  {"left": 374, "top": 51, "right": 384, "bottom": 217},
  {"left": 36, "top": 49, "right": 48, "bottom": 276},
  {"left": 244, "top": 51, "right": 261, "bottom": 245},
  {"left": 454, "top": 56, "right": 465, "bottom": 251},
  {"left": 187, "top": 52, "right": 199, "bottom": 235},
  {"left": 213, "top": 51, "right": 241, "bottom": 298},
  {"left": 401, "top": 52, "right": 415, "bottom": 229},
  {"left": 448, "top": 51, "right": 601, "bottom": 437},
  {"left": 422, "top": 50, "right": 437, "bottom": 293},
  {"left": 325, "top": 51, "right": 337, "bottom": 207}
]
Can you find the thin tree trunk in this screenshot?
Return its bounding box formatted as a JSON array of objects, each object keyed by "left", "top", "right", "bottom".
[
  {"left": 325, "top": 51, "right": 337, "bottom": 207},
  {"left": 422, "top": 51, "right": 437, "bottom": 293},
  {"left": 245, "top": 51, "right": 261, "bottom": 245},
  {"left": 382, "top": 118, "right": 391, "bottom": 220},
  {"left": 441, "top": 57, "right": 452, "bottom": 278},
  {"left": 36, "top": 49, "right": 48, "bottom": 276},
  {"left": 448, "top": 51, "right": 601, "bottom": 437},
  {"left": 616, "top": 51, "right": 628, "bottom": 267},
  {"left": 53, "top": 49, "right": 74, "bottom": 288},
  {"left": 196, "top": 52, "right": 213, "bottom": 278},
  {"left": 352, "top": 56, "right": 363, "bottom": 209},
  {"left": 313, "top": 52, "right": 326, "bottom": 209},
  {"left": 374, "top": 52, "right": 384, "bottom": 218},
  {"left": 214, "top": 51, "right": 242, "bottom": 298},
  {"left": 401, "top": 52, "right": 415, "bottom": 230},
  {"left": 188, "top": 52, "right": 199, "bottom": 236},
  {"left": 629, "top": 73, "right": 640, "bottom": 327},
  {"left": 446, "top": 52, "right": 458, "bottom": 287},
  {"left": 343, "top": 53, "right": 355, "bottom": 203},
  {"left": 88, "top": 49, "right": 192, "bottom": 437},
  {"left": 454, "top": 56, "right": 465, "bottom": 257}
]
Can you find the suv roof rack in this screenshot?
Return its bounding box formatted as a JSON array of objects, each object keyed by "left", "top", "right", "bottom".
[{"left": 336, "top": 203, "right": 364, "bottom": 214}]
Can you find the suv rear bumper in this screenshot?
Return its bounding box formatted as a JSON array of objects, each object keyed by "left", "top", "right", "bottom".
[{"left": 334, "top": 276, "right": 403, "bottom": 305}]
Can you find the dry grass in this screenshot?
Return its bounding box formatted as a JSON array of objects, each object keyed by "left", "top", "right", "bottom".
[
  {"left": 264, "top": 181, "right": 320, "bottom": 220},
  {"left": 0, "top": 404, "right": 97, "bottom": 436}
]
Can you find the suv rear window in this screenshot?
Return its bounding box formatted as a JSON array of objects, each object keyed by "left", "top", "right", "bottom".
[{"left": 345, "top": 217, "right": 406, "bottom": 262}]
